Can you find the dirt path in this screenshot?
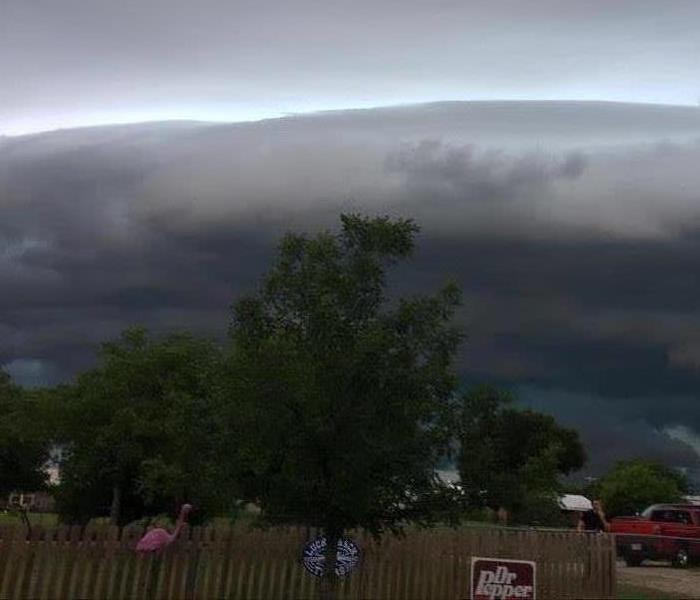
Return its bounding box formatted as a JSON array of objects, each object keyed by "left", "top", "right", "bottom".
[{"left": 617, "top": 562, "right": 700, "bottom": 598}]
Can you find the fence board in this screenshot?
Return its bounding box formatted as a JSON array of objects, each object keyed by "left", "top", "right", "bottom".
[
  {"left": 169, "top": 541, "right": 188, "bottom": 599},
  {"left": 3, "top": 535, "right": 24, "bottom": 600},
  {"left": 0, "top": 531, "right": 11, "bottom": 596}
]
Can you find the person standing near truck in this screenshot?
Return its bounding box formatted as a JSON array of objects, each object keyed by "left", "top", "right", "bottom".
[{"left": 577, "top": 499, "right": 610, "bottom": 532}]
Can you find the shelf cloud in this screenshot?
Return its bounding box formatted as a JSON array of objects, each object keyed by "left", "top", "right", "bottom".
[{"left": 2, "top": 101, "right": 700, "bottom": 478}]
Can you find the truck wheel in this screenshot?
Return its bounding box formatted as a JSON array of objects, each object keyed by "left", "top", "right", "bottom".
[
  {"left": 672, "top": 547, "right": 690, "bottom": 569},
  {"left": 623, "top": 554, "right": 643, "bottom": 567}
]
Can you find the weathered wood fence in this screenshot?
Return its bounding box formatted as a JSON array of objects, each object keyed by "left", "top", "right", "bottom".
[{"left": 0, "top": 524, "right": 616, "bottom": 599}]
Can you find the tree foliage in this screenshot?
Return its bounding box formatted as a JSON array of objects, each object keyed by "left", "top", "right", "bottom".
[
  {"left": 55, "top": 328, "right": 232, "bottom": 525},
  {"left": 589, "top": 459, "right": 689, "bottom": 517},
  {"left": 454, "top": 385, "right": 586, "bottom": 519},
  {"left": 0, "top": 370, "right": 48, "bottom": 496},
  {"left": 223, "top": 214, "right": 464, "bottom": 540}
]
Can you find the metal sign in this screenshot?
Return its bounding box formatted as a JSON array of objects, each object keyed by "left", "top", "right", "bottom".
[
  {"left": 302, "top": 536, "right": 360, "bottom": 577},
  {"left": 471, "top": 557, "right": 536, "bottom": 600}
]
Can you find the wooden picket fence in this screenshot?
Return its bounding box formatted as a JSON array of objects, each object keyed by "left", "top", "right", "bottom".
[{"left": 0, "top": 524, "right": 616, "bottom": 599}]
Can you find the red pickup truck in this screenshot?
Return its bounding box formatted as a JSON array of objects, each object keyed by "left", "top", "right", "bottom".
[{"left": 611, "top": 504, "right": 700, "bottom": 567}]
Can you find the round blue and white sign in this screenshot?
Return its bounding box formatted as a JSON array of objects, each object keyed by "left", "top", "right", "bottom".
[{"left": 302, "top": 536, "right": 360, "bottom": 577}]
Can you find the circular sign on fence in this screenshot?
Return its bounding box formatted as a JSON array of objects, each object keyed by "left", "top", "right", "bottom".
[{"left": 302, "top": 536, "right": 360, "bottom": 577}]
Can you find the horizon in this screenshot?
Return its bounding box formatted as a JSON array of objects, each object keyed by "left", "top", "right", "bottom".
[{"left": 4, "top": 97, "right": 700, "bottom": 138}]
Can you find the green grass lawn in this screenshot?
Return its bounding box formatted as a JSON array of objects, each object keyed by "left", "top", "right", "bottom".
[
  {"left": 617, "top": 583, "right": 684, "bottom": 600},
  {"left": 0, "top": 508, "right": 262, "bottom": 530},
  {"left": 0, "top": 511, "right": 58, "bottom": 527}
]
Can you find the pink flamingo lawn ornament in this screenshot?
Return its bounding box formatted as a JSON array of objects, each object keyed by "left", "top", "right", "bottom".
[{"left": 136, "top": 503, "right": 193, "bottom": 553}]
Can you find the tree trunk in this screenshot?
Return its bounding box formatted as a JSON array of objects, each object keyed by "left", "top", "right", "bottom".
[
  {"left": 20, "top": 505, "right": 32, "bottom": 540},
  {"left": 109, "top": 484, "right": 122, "bottom": 526},
  {"left": 319, "top": 528, "right": 342, "bottom": 600}
]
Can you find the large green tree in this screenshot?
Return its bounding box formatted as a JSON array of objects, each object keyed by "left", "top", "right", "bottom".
[
  {"left": 0, "top": 370, "right": 48, "bottom": 497},
  {"left": 454, "top": 385, "right": 586, "bottom": 522},
  {"left": 590, "top": 460, "right": 688, "bottom": 517},
  {"left": 55, "top": 328, "right": 233, "bottom": 525},
  {"left": 223, "top": 214, "right": 463, "bottom": 590}
]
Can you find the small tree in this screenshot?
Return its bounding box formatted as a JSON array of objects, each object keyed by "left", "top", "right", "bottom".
[
  {"left": 223, "top": 214, "right": 463, "bottom": 595},
  {"left": 590, "top": 460, "right": 688, "bottom": 517},
  {"left": 454, "top": 385, "right": 585, "bottom": 523}
]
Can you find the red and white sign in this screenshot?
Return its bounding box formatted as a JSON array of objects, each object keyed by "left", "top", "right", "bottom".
[{"left": 471, "top": 557, "right": 536, "bottom": 600}]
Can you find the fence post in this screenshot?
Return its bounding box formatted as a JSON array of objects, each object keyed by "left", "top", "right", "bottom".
[
  {"left": 185, "top": 525, "right": 203, "bottom": 599},
  {"left": 606, "top": 533, "right": 616, "bottom": 599}
]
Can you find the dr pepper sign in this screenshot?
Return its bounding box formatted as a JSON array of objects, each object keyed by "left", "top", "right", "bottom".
[{"left": 471, "top": 557, "right": 536, "bottom": 600}]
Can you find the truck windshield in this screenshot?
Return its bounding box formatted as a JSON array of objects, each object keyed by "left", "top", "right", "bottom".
[{"left": 645, "top": 508, "right": 695, "bottom": 523}]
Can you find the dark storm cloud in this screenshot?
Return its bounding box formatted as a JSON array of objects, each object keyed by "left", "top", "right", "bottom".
[
  {"left": 519, "top": 389, "right": 700, "bottom": 480},
  {"left": 3, "top": 101, "right": 700, "bottom": 475},
  {"left": 3, "top": 1, "right": 700, "bottom": 133}
]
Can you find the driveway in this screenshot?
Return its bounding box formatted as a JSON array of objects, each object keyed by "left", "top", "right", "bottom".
[{"left": 617, "top": 561, "right": 700, "bottom": 599}]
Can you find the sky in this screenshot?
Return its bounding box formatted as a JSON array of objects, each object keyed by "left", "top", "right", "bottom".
[
  {"left": 2, "top": 0, "right": 700, "bottom": 135},
  {"left": 2, "top": 0, "right": 700, "bottom": 482}
]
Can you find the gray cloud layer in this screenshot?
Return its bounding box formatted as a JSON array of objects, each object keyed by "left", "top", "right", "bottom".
[
  {"left": 2, "top": 101, "right": 700, "bottom": 478},
  {"left": 2, "top": 1, "right": 700, "bottom": 133}
]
